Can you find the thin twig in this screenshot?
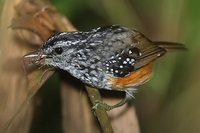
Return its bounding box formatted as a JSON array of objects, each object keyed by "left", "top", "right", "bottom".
[{"left": 86, "top": 86, "right": 113, "bottom": 133}]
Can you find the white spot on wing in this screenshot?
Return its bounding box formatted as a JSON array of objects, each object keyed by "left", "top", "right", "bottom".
[
  {"left": 123, "top": 61, "right": 127, "bottom": 64},
  {"left": 111, "top": 56, "right": 114, "bottom": 59},
  {"left": 131, "top": 59, "right": 135, "bottom": 62}
]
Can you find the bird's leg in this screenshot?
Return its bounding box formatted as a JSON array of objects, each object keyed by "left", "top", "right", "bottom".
[{"left": 92, "top": 89, "right": 136, "bottom": 111}]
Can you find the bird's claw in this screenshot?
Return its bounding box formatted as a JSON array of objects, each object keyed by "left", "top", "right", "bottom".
[{"left": 92, "top": 100, "right": 113, "bottom": 112}]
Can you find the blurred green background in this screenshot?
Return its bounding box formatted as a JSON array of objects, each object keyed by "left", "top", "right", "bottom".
[{"left": 34, "top": 0, "right": 200, "bottom": 133}]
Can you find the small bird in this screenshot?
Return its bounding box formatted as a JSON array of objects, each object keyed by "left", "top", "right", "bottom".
[{"left": 25, "top": 25, "right": 186, "bottom": 111}]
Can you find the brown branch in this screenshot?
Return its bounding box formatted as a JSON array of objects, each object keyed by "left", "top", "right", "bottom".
[{"left": 86, "top": 86, "right": 113, "bottom": 133}]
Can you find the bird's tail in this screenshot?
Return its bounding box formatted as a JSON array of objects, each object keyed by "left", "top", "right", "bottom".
[{"left": 155, "top": 41, "right": 187, "bottom": 51}]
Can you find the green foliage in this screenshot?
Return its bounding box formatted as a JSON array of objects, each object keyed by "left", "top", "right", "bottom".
[{"left": 50, "top": 0, "right": 87, "bottom": 19}]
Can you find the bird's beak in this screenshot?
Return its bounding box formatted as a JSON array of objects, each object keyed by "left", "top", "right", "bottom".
[
  {"left": 24, "top": 50, "right": 40, "bottom": 59},
  {"left": 24, "top": 49, "right": 46, "bottom": 65}
]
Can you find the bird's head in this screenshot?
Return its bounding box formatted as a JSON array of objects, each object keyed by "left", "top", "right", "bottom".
[{"left": 24, "top": 32, "right": 88, "bottom": 68}]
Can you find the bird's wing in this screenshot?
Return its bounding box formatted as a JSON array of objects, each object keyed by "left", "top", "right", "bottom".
[{"left": 103, "top": 31, "right": 166, "bottom": 77}]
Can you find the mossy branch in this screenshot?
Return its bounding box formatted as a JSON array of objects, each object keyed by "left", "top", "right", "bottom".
[{"left": 86, "top": 86, "right": 113, "bottom": 133}]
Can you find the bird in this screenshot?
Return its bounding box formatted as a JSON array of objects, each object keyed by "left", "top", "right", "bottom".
[{"left": 24, "top": 25, "right": 186, "bottom": 111}]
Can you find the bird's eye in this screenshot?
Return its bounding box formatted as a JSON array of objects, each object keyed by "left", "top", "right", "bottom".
[{"left": 54, "top": 47, "right": 63, "bottom": 55}]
